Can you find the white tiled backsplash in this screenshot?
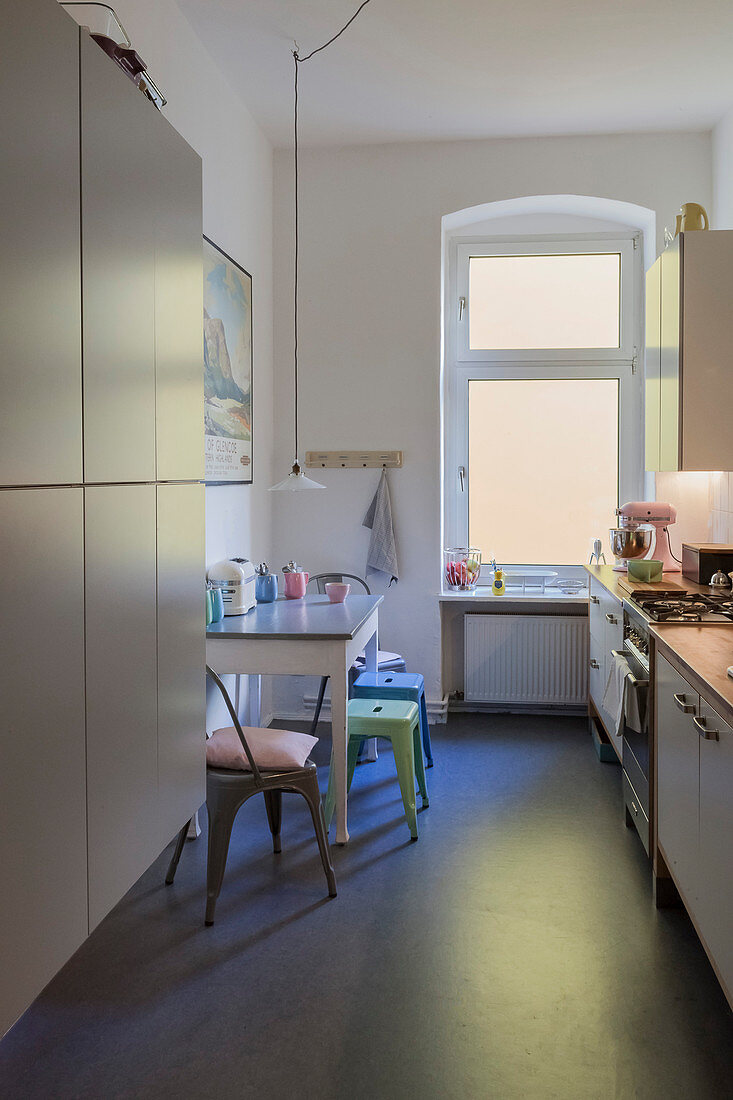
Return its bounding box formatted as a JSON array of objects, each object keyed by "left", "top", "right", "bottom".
[
  {"left": 709, "top": 471, "right": 733, "bottom": 543},
  {"left": 655, "top": 471, "right": 715, "bottom": 555}
]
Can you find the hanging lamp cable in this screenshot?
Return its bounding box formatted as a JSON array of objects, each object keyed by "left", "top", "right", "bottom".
[{"left": 291, "top": 0, "right": 373, "bottom": 466}]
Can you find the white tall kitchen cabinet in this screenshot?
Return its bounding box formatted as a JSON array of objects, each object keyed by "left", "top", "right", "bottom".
[
  {"left": 645, "top": 231, "right": 733, "bottom": 471},
  {"left": 0, "top": 0, "right": 205, "bottom": 1035}
]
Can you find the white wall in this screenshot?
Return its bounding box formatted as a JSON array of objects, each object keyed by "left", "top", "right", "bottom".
[
  {"left": 714, "top": 105, "right": 733, "bottom": 230},
  {"left": 112, "top": 0, "right": 275, "bottom": 721},
  {"left": 272, "top": 131, "right": 711, "bottom": 715}
]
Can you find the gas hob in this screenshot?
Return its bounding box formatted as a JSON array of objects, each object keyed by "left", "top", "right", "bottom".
[{"left": 630, "top": 592, "right": 733, "bottom": 623}]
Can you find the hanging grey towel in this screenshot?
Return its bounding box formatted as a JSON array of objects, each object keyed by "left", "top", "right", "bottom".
[{"left": 362, "top": 467, "right": 399, "bottom": 584}]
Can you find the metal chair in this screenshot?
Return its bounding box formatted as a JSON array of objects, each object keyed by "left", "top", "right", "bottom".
[
  {"left": 165, "top": 666, "right": 337, "bottom": 925},
  {"left": 307, "top": 572, "right": 407, "bottom": 736}
]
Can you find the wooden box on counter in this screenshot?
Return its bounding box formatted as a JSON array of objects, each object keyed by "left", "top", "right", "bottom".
[{"left": 681, "top": 543, "right": 733, "bottom": 585}]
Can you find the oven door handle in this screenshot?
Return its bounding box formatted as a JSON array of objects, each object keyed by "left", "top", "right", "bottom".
[{"left": 611, "top": 650, "right": 649, "bottom": 689}]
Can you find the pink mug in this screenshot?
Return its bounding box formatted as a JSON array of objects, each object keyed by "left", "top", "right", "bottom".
[{"left": 283, "top": 570, "right": 308, "bottom": 599}]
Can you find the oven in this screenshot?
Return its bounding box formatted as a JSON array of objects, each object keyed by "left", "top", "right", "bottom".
[{"left": 618, "top": 600, "right": 651, "bottom": 853}]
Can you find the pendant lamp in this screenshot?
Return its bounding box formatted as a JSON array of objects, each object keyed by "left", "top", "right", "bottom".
[{"left": 270, "top": 1, "right": 373, "bottom": 492}]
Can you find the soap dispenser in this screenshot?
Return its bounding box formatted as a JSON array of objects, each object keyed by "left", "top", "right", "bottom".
[{"left": 491, "top": 559, "right": 506, "bottom": 596}]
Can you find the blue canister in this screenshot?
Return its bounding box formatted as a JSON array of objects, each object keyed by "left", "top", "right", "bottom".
[
  {"left": 255, "top": 572, "right": 278, "bottom": 603},
  {"left": 210, "top": 585, "right": 225, "bottom": 622},
  {"left": 205, "top": 587, "right": 213, "bottom": 626}
]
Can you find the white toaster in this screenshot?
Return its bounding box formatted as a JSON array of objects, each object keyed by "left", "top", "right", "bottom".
[{"left": 207, "top": 558, "right": 256, "bottom": 615}]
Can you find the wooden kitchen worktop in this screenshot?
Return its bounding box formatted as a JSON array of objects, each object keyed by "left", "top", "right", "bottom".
[
  {"left": 584, "top": 564, "right": 710, "bottom": 601},
  {"left": 651, "top": 623, "right": 733, "bottom": 726}
]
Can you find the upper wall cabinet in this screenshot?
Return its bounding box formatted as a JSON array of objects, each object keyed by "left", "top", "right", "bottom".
[
  {"left": 80, "top": 33, "right": 203, "bottom": 484},
  {"left": 0, "top": 0, "right": 82, "bottom": 487},
  {"left": 80, "top": 33, "right": 157, "bottom": 483},
  {"left": 154, "top": 122, "right": 204, "bottom": 482},
  {"left": 646, "top": 231, "right": 733, "bottom": 472}
]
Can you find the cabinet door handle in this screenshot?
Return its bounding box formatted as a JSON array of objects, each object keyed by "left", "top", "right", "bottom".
[
  {"left": 590, "top": 659, "right": 600, "bottom": 669},
  {"left": 673, "top": 692, "right": 696, "bottom": 714},
  {"left": 693, "top": 715, "right": 719, "bottom": 741},
  {"left": 590, "top": 595, "right": 600, "bottom": 604},
  {"left": 605, "top": 613, "right": 618, "bottom": 624}
]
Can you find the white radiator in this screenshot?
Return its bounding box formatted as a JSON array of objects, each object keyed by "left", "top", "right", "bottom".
[{"left": 464, "top": 614, "right": 588, "bottom": 707}]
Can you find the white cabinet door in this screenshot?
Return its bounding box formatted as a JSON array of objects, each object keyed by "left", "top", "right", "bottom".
[
  {"left": 157, "top": 484, "right": 206, "bottom": 847},
  {"left": 588, "top": 578, "right": 604, "bottom": 648},
  {"left": 589, "top": 634, "right": 605, "bottom": 717},
  {"left": 645, "top": 259, "right": 661, "bottom": 472},
  {"left": 153, "top": 120, "right": 203, "bottom": 483},
  {"left": 588, "top": 579, "right": 623, "bottom": 758},
  {"left": 0, "top": 489, "right": 87, "bottom": 1037},
  {"left": 697, "top": 698, "right": 733, "bottom": 1000},
  {"left": 656, "top": 653, "right": 699, "bottom": 906},
  {"left": 85, "top": 485, "right": 159, "bottom": 930},
  {"left": 0, "top": 1, "right": 82, "bottom": 487},
  {"left": 588, "top": 579, "right": 605, "bottom": 712},
  {"left": 602, "top": 589, "right": 624, "bottom": 759},
  {"left": 80, "top": 34, "right": 157, "bottom": 483}
]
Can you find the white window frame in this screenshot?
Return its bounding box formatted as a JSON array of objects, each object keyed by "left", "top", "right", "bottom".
[{"left": 443, "top": 232, "right": 644, "bottom": 573}]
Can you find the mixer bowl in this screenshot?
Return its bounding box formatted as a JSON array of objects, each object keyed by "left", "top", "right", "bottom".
[{"left": 609, "top": 527, "right": 653, "bottom": 560}]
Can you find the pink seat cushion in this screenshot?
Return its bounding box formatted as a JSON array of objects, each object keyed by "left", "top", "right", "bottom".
[{"left": 206, "top": 725, "right": 318, "bottom": 772}]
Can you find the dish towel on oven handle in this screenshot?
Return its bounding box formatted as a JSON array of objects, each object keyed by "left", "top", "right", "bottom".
[
  {"left": 602, "top": 651, "right": 631, "bottom": 738},
  {"left": 624, "top": 675, "right": 648, "bottom": 735},
  {"left": 362, "top": 467, "right": 398, "bottom": 585}
]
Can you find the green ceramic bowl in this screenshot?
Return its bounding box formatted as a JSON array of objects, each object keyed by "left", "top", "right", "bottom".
[{"left": 627, "top": 559, "right": 663, "bottom": 583}]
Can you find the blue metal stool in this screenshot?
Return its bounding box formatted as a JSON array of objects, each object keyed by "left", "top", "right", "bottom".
[{"left": 352, "top": 671, "right": 434, "bottom": 767}]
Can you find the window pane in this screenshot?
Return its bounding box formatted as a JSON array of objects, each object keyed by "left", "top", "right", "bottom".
[
  {"left": 469, "top": 253, "right": 621, "bottom": 350},
  {"left": 468, "top": 379, "right": 618, "bottom": 565}
]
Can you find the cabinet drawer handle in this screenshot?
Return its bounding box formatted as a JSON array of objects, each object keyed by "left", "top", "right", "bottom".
[
  {"left": 590, "top": 595, "right": 600, "bottom": 604},
  {"left": 693, "top": 715, "right": 719, "bottom": 741},
  {"left": 605, "top": 613, "right": 618, "bottom": 624},
  {"left": 590, "top": 659, "right": 600, "bottom": 669},
  {"left": 673, "top": 692, "right": 696, "bottom": 714}
]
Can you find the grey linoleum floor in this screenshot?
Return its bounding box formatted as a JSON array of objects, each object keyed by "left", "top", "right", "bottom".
[{"left": 1, "top": 714, "right": 732, "bottom": 1100}]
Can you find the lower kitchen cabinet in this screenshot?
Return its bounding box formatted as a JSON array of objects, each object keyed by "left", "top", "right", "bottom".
[
  {"left": 157, "top": 484, "right": 206, "bottom": 845},
  {"left": 697, "top": 696, "right": 733, "bottom": 997},
  {"left": 655, "top": 654, "right": 700, "bottom": 900},
  {"left": 656, "top": 652, "right": 733, "bottom": 1004},
  {"left": 85, "top": 485, "right": 159, "bottom": 930},
  {"left": 0, "top": 489, "right": 88, "bottom": 1037},
  {"left": 588, "top": 577, "right": 624, "bottom": 758}
]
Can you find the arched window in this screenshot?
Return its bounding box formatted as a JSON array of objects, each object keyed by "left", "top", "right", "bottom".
[{"left": 442, "top": 196, "right": 652, "bottom": 573}]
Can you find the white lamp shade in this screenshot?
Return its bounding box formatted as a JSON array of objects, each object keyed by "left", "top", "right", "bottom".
[{"left": 269, "top": 462, "right": 326, "bottom": 492}]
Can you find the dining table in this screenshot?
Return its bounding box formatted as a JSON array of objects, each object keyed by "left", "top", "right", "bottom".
[{"left": 205, "top": 593, "right": 382, "bottom": 844}]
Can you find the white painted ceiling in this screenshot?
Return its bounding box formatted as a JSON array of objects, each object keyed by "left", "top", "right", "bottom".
[{"left": 177, "top": 0, "right": 733, "bottom": 147}]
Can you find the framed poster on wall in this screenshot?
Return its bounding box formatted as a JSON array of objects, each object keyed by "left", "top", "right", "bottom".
[{"left": 203, "top": 236, "right": 253, "bottom": 483}]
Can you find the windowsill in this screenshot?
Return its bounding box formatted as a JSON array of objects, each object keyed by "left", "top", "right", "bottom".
[{"left": 439, "top": 584, "right": 588, "bottom": 606}]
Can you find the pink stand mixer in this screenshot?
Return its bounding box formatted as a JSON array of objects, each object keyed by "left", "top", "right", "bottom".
[{"left": 609, "top": 501, "right": 680, "bottom": 573}]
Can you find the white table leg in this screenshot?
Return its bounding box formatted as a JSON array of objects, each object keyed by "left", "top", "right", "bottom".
[
  {"left": 247, "top": 674, "right": 262, "bottom": 727},
  {"left": 364, "top": 626, "right": 378, "bottom": 673},
  {"left": 363, "top": 623, "right": 379, "bottom": 762},
  {"left": 331, "top": 655, "right": 350, "bottom": 844}
]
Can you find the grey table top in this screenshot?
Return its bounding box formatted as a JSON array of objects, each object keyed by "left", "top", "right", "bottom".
[{"left": 206, "top": 594, "right": 383, "bottom": 641}]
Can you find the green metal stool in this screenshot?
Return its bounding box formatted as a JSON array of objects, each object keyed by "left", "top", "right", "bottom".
[{"left": 324, "top": 699, "right": 429, "bottom": 840}]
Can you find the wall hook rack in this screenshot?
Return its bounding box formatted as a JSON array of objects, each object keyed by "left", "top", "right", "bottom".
[{"left": 305, "top": 450, "right": 403, "bottom": 469}]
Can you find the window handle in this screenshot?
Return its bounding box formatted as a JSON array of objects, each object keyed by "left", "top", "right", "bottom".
[
  {"left": 458, "top": 296, "right": 466, "bottom": 321},
  {"left": 458, "top": 466, "right": 465, "bottom": 492}
]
